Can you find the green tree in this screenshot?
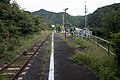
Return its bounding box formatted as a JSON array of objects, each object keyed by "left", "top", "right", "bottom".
[
  {"left": 0, "top": 2, "right": 48, "bottom": 58},
  {"left": 0, "top": 0, "right": 10, "bottom": 4}
]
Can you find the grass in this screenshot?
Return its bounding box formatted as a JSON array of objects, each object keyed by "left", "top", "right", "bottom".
[
  {"left": 0, "top": 74, "right": 10, "bottom": 80},
  {"left": 74, "top": 37, "right": 88, "bottom": 48},
  {"left": 68, "top": 36, "right": 120, "bottom": 80},
  {"left": 67, "top": 36, "right": 88, "bottom": 49},
  {"left": 91, "top": 36, "right": 115, "bottom": 54},
  {"left": 0, "top": 31, "right": 51, "bottom": 65}
]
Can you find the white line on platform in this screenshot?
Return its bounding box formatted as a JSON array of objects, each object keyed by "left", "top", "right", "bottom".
[{"left": 48, "top": 31, "right": 54, "bottom": 80}]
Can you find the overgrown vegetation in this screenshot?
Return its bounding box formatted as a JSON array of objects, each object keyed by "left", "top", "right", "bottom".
[
  {"left": 87, "top": 3, "right": 120, "bottom": 64},
  {"left": 88, "top": 3, "right": 120, "bottom": 38},
  {"left": 69, "top": 37, "right": 120, "bottom": 80},
  {"left": 0, "top": 1, "right": 49, "bottom": 64},
  {"left": 111, "top": 32, "right": 120, "bottom": 63},
  {"left": 74, "top": 37, "right": 88, "bottom": 48}
]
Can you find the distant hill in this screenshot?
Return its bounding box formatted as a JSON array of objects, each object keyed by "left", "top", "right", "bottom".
[
  {"left": 33, "top": 3, "right": 120, "bottom": 30},
  {"left": 32, "top": 9, "right": 84, "bottom": 27},
  {"left": 87, "top": 3, "right": 120, "bottom": 38},
  {"left": 88, "top": 3, "right": 120, "bottom": 28}
]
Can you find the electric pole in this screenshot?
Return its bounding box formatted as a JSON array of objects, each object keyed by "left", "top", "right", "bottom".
[
  {"left": 85, "top": 1, "right": 87, "bottom": 29},
  {"left": 63, "top": 8, "right": 68, "bottom": 39},
  {"left": 84, "top": 1, "right": 88, "bottom": 37}
]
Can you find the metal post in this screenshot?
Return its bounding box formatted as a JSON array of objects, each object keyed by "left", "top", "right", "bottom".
[
  {"left": 98, "top": 37, "right": 99, "bottom": 46},
  {"left": 65, "top": 11, "right": 67, "bottom": 39},
  {"left": 92, "top": 36, "right": 94, "bottom": 43},
  {"left": 108, "top": 42, "right": 110, "bottom": 54},
  {"left": 63, "top": 13, "right": 65, "bottom": 35},
  {"left": 84, "top": 1, "right": 87, "bottom": 38},
  {"left": 63, "top": 8, "right": 68, "bottom": 39},
  {"left": 85, "top": 1, "right": 87, "bottom": 29}
]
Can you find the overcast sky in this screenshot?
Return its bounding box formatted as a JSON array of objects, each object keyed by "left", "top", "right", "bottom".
[{"left": 16, "top": 0, "right": 120, "bottom": 16}]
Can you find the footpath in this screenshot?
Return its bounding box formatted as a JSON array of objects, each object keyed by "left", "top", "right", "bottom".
[{"left": 54, "top": 33, "right": 98, "bottom": 80}]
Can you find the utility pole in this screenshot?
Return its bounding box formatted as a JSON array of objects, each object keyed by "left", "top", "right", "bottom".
[
  {"left": 84, "top": 1, "right": 87, "bottom": 29},
  {"left": 63, "top": 13, "right": 65, "bottom": 33},
  {"left": 84, "top": 1, "right": 88, "bottom": 37},
  {"left": 63, "top": 8, "right": 68, "bottom": 39}
]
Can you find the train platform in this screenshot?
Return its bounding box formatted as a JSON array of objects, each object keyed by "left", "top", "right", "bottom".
[{"left": 54, "top": 33, "right": 98, "bottom": 80}]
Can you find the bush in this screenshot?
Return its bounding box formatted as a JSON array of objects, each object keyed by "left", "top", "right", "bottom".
[
  {"left": 0, "top": 2, "right": 48, "bottom": 64},
  {"left": 111, "top": 32, "right": 120, "bottom": 64},
  {"left": 74, "top": 38, "right": 88, "bottom": 48},
  {"left": 69, "top": 38, "right": 120, "bottom": 80},
  {"left": 70, "top": 51, "right": 91, "bottom": 65}
]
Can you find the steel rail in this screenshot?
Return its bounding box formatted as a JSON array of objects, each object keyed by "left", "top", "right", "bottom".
[
  {"left": 11, "top": 32, "right": 51, "bottom": 80},
  {"left": 0, "top": 34, "right": 48, "bottom": 72}
]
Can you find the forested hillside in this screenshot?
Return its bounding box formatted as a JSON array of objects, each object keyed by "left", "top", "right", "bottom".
[
  {"left": 87, "top": 3, "right": 120, "bottom": 66},
  {"left": 88, "top": 3, "right": 120, "bottom": 39},
  {"left": 0, "top": 1, "right": 48, "bottom": 60},
  {"left": 33, "top": 9, "right": 84, "bottom": 27}
]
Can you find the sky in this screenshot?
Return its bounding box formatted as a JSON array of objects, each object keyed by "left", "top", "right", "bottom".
[{"left": 15, "top": 0, "right": 120, "bottom": 16}]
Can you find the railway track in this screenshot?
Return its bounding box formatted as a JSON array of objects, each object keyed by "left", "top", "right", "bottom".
[{"left": 0, "top": 33, "right": 51, "bottom": 80}]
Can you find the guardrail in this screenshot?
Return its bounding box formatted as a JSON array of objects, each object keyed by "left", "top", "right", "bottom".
[
  {"left": 69, "top": 30, "right": 116, "bottom": 56},
  {"left": 89, "top": 35, "right": 115, "bottom": 55}
]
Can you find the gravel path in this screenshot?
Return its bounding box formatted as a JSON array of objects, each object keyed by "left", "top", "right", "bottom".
[{"left": 54, "top": 33, "right": 98, "bottom": 80}]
